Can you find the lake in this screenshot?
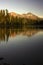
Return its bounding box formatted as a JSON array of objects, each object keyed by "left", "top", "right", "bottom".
[{"left": 0, "top": 28, "right": 43, "bottom": 65}]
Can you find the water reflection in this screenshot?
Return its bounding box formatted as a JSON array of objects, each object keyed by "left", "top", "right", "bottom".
[
  {"left": 0, "top": 27, "right": 43, "bottom": 65},
  {"left": 0, "top": 28, "right": 43, "bottom": 42}
]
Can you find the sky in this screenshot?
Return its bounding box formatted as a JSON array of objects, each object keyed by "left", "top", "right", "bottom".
[{"left": 0, "top": 0, "right": 43, "bottom": 17}]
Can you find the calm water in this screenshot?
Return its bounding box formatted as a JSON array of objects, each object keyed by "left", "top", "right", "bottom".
[{"left": 0, "top": 28, "right": 43, "bottom": 65}]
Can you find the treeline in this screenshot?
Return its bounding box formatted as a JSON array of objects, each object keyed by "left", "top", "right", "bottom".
[{"left": 0, "top": 9, "right": 43, "bottom": 28}]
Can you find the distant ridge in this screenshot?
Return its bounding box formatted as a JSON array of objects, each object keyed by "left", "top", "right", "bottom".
[{"left": 9, "top": 12, "right": 43, "bottom": 20}]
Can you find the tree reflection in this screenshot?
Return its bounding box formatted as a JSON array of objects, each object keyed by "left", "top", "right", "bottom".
[{"left": 0, "top": 27, "right": 43, "bottom": 42}]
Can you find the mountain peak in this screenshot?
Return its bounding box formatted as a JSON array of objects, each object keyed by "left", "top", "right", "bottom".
[
  {"left": 27, "top": 12, "right": 33, "bottom": 14},
  {"left": 27, "top": 12, "right": 37, "bottom": 16},
  {"left": 9, "top": 12, "right": 17, "bottom": 16},
  {"left": 22, "top": 12, "right": 39, "bottom": 20},
  {"left": 27, "top": 12, "right": 34, "bottom": 17}
]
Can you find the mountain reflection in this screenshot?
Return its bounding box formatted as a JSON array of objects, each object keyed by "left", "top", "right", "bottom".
[{"left": 0, "top": 28, "right": 43, "bottom": 41}]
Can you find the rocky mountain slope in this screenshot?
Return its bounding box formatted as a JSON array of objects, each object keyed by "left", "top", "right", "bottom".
[{"left": 9, "top": 12, "right": 41, "bottom": 20}]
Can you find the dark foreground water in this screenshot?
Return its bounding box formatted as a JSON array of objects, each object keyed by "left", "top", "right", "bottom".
[{"left": 0, "top": 28, "right": 43, "bottom": 65}]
